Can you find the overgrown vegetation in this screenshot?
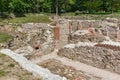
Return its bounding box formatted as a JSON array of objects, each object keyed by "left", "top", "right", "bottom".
[{"left": 0, "top": 33, "right": 12, "bottom": 43}]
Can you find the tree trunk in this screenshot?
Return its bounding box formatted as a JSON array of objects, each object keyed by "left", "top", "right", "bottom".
[{"left": 56, "top": 0, "right": 58, "bottom": 16}]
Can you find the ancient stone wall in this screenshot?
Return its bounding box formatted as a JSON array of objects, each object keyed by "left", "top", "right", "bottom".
[
  {"left": 58, "top": 45, "right": 120, "bottom": 74},
  {"left": 67, "top": 18, "right": 119, "bottom": 41}
]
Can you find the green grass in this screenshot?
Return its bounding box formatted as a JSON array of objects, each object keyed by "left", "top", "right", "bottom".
[
  {"left": 0, "top": 32, "right": 12, "bottom": 43},
  {"left": 61, "top": 12, "right": 75, "bottom": 16},
  {"left": 0, "top": 70, "right": 5, "bottom": 77},
  {"left": 61, "top": 12, "right": 120, "bottom": 20},
  {"left": 4, "top": 14, "right": 51, "bottom": 23}
]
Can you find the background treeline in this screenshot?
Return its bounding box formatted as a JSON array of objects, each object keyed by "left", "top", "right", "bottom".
[{"left": 0, "top": 0, "right": 120, "bottom": 17}]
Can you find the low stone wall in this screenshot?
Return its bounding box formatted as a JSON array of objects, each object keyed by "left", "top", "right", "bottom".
[
  {"left": 70, "top": 34, "right": 107, "bottom": 43},
  {"left": 95, "top": 44, "right": 120, "bottom": 51},
  {"left": 58, "top": 45, "right": 120, "bottom": 74}
]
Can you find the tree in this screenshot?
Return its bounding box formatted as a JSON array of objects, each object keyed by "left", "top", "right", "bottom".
[
  {"left": 0, "top": 0, "right": 120, "bottom": 18},
  {"left": 110, "top": 0, "right": 120, "bottom": 13},
  {"left": 83, "top": 0, "right": 102, "bottom": 13}
]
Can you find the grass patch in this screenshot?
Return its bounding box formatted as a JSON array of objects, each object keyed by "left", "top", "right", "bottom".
[
  {"left": 61, "top": 12, "right": 75, "bottom": 16},
  {"left": 0, "top": 70, "right": 5, "bottom": 77},
  {"left": 8, "top": 63, "right": 15, "bottom": 67},
  {"left": 4, "top": 14, "right": 51, "bottom": 23},
  {"left": 0, "top": 53, "right": 6, "bottom": 57},
  {"left": 0, "top": 32, "right": 12, "bottom": 43},
  {"left": 61, "top": 12, "right": 120, "bottom": 20}
]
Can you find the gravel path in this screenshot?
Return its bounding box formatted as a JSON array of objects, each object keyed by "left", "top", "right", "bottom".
[{"left": 32, "top": 49, "right": 120, "bottom": 80}]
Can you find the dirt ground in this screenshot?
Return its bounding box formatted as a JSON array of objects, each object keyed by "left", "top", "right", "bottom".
[
  {"left": 39, "top": 59, "right": 102, "bottom": 80},
  {"left": 0, "top": 53, "right": 41, "bottom": 80}
]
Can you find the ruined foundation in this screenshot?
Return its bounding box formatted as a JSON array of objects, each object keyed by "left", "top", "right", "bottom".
[{"left": 58, "top": 45, "right": 120, "bottom": 74}]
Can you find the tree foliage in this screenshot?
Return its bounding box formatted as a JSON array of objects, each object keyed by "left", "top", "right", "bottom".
[{"left": 0, "top": 0, "right": 120, "bottom": 16}]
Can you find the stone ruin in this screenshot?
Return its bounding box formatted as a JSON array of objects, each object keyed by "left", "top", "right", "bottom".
[
  {"left": 65, "top": 18, "right": 120, "bottom": 43},
  {"left": 69, "top": 31, "right": 107, "bottom": 43},
  {"left": 57, "top": 18, "right": 120, "bottom": 75},
  {"left": 0, "top": 17, "right": 120, "bottom": 80},
  {"left": 58, "top": 43, "right": 120, "bottom": 74},
  {"left": 0, "top": 18, "right": 120, "bottom": 59},
  {"left": 0, "top": 23, "right": 55, "bottom": 58}
]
